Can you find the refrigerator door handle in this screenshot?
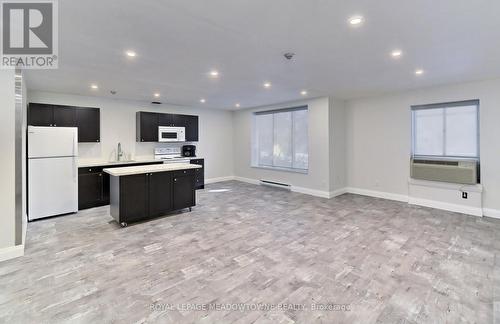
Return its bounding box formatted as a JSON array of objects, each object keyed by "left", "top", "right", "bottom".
[
  {"left": 73, "top": 130, "right": 76, "bottom": 156},
  {"left": 73, "top": 158, "right": 77, "bottom": 184}
]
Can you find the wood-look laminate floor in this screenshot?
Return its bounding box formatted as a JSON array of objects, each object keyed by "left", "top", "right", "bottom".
[{"left": 1, "top": 181, "right": 499, "bottom": 324}]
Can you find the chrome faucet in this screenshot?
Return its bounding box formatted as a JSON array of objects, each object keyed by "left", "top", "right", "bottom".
[{"left": 117, "top": 143, "right": 124, "bottom": 161}]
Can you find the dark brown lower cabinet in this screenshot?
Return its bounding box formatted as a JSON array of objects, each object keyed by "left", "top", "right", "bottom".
[
  {"left": 78, "top": 168, "right": 106, "bottom": 210},
  {"left": 110, "top": 169, "right": 196, "bottom": 227},
  {"left": 78, "top": 161, "right": 163, "bottom": 211},
  {"left": 118, "top": 174, "right": 149, "bottom": 223},
  {"left": 173, "top": 170, "right": 195, "bottom": 210},
  {"left": 190, "top": 159, "right": 204, "bottom": 189},
  {"left": 149, "top": 171, "right": 173, "bottom": 217}
]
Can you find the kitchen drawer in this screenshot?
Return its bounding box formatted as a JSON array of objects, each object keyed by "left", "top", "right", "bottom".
[
  {"left": 172, "top": 168, "right": 196, "bottom": 177},
  {"left": 190, "top": 159, "right": 204, "bottom": 190},
  {"left": 195, "top": 176, "right": 204, "bottom": 186},
  {"left": 79, "top": 167, "right": 103, "bottom": 175},
  {"left": 190, "top": 159, "right": 204, "bottom": 165}
]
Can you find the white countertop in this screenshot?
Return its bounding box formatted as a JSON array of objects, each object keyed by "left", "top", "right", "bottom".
[
  {"left": 78, "top": 157, "right": 203, "bottom": 168},
  {"left": 104, "top": 163, "right": 202, "bottom": 177}
]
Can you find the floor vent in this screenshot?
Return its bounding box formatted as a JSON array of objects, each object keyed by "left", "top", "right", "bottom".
[{"left": 260, "top": 180, "right": 291, "bottom": 190}]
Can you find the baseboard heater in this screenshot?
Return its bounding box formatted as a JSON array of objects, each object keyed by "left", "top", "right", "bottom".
[{"left": 260, "top": 180, "right": 291, "bottom": 190}]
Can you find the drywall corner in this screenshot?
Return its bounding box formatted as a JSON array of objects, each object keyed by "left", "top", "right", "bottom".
[{"left": 329, "top": 97, "right": 347, "bottom": 192}]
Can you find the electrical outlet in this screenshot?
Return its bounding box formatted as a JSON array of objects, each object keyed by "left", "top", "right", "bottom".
[{"left": 462, "top": 192, "right": 468, "bottom": 199}]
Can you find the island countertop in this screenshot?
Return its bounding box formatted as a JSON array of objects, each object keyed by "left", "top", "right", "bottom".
[{"left": 104, "top": 163, "right": 201, "bottom": 177}]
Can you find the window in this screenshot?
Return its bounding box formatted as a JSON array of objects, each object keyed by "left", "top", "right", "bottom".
[
  {"left": 252, "top": 106, "right": 308, "bottom": 171},
  {"left": 411, "top": 100, "right": 479, "bottom": 159}
]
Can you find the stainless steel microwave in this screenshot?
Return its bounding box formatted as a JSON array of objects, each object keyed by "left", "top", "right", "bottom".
[{"left": 158, "top": 126, "right": 186, "bottom": 142}]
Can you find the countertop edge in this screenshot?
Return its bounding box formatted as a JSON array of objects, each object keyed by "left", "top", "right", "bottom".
[
  {"left": 78, "top": 157, "right": 204, "bottom": 168},
  {"left": 103, "top": 164, "right": 202, "bottom": 177}
]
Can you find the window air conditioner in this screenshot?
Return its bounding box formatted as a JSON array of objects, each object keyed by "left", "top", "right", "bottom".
[{"left": 410, "top": 158, "right": 478, "bottom": 185}]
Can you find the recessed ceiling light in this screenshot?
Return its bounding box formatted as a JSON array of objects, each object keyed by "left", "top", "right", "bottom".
[
  {"left": 209, "top": 70, "right": 219, "bottom": 77},
  {"left": 263, "top": 82, "right": 271, "bottom": 88},
  {"left": 349, "top": 16, "right": 364, "bottom": 26},
  {"left": 391, "top": 50, "right": 402, "bottom": 58},
  {"left": 125, "top": 50, "right": 136, "bottom": 57},
  {"left": 415, "top": 69, "right": 424, "bottom": 75},
  {"left": 154, "top": 93, "right": 160, "bottom": 98},
  {"left": 200, "top": 98, "right": 206, "bottom": 103},
  {"left": 300, "top": 90, "right": 308, "bottom": 96},
  {"left": 235, "top": 103, "right": 240, "bottom": 108},
  {"left": 90, "top": 84, "right": 98, "bottom": 90}
]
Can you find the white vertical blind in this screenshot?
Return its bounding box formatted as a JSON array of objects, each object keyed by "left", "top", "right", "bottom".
[
  {"left": 273, "top": 111, "right": 293, "bottom": 168},
  {"left": 412, "top": 101, "right": 479, "bottom": 158},
  {"left": 413, "top": 108, "right": 445, "bottom": 156},
  {"left": 252, "top": 107, "right": 308, "bottom": 171},
  {"left": 293, "top": 109, "right": 309, "bottom": 169},
  {"left": 256, "top": 114, "right": 273, "bottom": 166},
  {"left": 445, "top": 105, "right": 478, "bottom": 157}
]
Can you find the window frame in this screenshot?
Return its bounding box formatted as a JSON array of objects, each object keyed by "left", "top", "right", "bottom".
[
  {"left": 411, "top": 99, "right": 480, "bottom": 160},
  {"left": 252, "top": 105, "right": 309, "bottom": 173}
]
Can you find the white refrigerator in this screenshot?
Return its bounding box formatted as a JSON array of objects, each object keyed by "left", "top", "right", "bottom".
[{"left": 28, "top": 126, "right": 78, "bottom": 221}]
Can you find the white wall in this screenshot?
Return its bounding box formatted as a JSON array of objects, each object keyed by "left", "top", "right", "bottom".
[
  {"left": 21, "top": 73, "right": 28, "bottom": 244},
  {"left": 345, "top": 78, "right": 500, "bottom": 213},
  {"left": 232, "top": 97, "right": 334, "bottom": 195},
  {"left": 329, "top": 98, "right": 346, "bottom": 192},
  {"left": 28, "top": 91, "right": 234, "bottom": 181},
  {"left": 0, "top": 70, "right": 16, "bottom": 249}
]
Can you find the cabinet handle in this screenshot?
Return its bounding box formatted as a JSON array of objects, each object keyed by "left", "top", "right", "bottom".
[
  {"left": 99, "top": 174, "right": 104, "bottom": 200},
  {"left": 89, "top": 169, "right": 92, "bottom": 172},
  {"left": 174, "top": 178, "right": 177, "bottom": 182},
  {"left": 54, "top": 124, "right": 57, "bottom": 127},
  {"left": 141, "top": 139, "right": 144, "bottom": 142}
]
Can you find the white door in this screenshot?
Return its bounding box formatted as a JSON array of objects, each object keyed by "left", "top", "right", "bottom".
[
  {"left": 28, "top": 126, "right": 78, "bottom": 158},
  {"left": 28, "top": 157, "right": 78, "bottom": 220}
]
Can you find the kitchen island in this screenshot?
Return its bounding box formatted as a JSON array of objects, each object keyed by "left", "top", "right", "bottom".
[{"left": 104, "top": 163, "right": 202, "bottom": 227}]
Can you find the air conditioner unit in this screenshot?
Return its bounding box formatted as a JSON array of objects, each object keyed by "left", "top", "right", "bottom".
[{"left": 410, "top": 158, "right": 478, "bottom": 185}]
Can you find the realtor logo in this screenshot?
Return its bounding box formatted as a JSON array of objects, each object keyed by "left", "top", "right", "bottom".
[{"left": 1, "top": 0, "right": 58, "bottom": 69}]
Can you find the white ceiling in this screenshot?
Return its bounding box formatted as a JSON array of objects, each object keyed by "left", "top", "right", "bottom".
[{"left": 25, "top": 0, "right": 500, "bottom": 110}]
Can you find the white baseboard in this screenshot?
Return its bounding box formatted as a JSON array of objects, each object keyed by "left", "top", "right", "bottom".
[
  {"left": 408, "top": 197, "right": 483, "bottom": 217},
  {"left": 233, "top": 176, "right": 260, "bottom": 185},
  {"left": 205, "top": 176, "right": 236, "bottom": 184},
  {"left": 292, "top": 186, "right": 330, "bottom": 199},
  {"left": 344, "top": 187, "right": 409, "bottom": 203},
  {"left": 232, "top": 177, "right": 331, "bottom": 198},
  {"left": 0, "top": 214, "right": 27, "bottom": 263},
  {"left": 329, "top": 188, "right": 348, "bottom": 198},
  {"left": 227, "top": 178, "right": 500, "bottom": 219},
  {"left": 483, "top": 208, "right": 500, "bottom": 219},
  {"left": 0, "top": 244, "right": 24, "bottom": 262}
]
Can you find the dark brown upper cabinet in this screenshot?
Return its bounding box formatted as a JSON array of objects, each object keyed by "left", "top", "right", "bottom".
[
  {"left": 28, "top": 103, "right": 100, "bottom": 143},
  {"left": 138, "top": 111, "right": 198, "bottom": 142},
  {"left": 183, "top": 115, "right": 199, "bottom": 142},
  {"left": 76, "top": 107, "right": 100, "bottom": 143},
  {"left": 28, "top": 103, "right": 54, "bottom": 127},
  {"left": 53, "top": 105, "right": 77, "bottom": 127},
  {"left": 136, "top": 112, "right": 159, "bottom": 142},
  {"left": 158, "top": 113, "right": 173, "bottom": 127}
]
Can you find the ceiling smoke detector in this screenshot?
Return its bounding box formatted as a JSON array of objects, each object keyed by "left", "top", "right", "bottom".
[
  {"left": 110, "top": 90, "right": 117, "bottom": 95},
  {"left": 284, "top": 52, "right": 295, "bottom": 60}
]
